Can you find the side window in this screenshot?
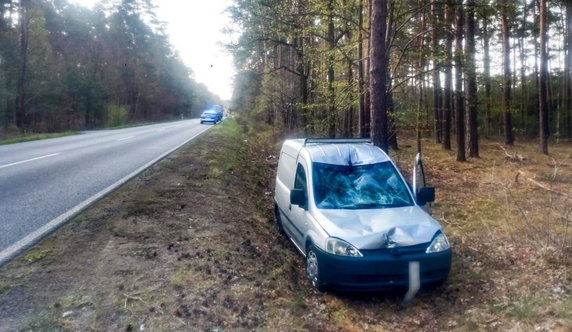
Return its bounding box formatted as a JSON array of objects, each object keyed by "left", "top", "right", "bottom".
[
  {"left": 294, "top": 163, "right": 308, "bottom": 209},
  {"left": 294, "top": 163, "right": 307, "bottom": 191}
]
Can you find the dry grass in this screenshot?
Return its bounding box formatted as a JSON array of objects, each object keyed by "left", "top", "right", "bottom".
[{"left": 0, "top": 123, "right": 570, "bottom": 331}]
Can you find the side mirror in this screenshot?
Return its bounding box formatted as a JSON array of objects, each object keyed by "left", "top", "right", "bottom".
[
  {"left": 417, "top": 186, "right": 435, "bottom": 205},
  {"left": 290, "top": 188, "right": 307, "bottom": 207}
]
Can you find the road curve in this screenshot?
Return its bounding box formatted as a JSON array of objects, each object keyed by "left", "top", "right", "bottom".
[{"left": 0, "top": 119, "right": 211, "bottom": 265}]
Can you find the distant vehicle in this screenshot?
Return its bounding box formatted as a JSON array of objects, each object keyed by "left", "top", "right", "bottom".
[
  {"left": 199, "top": 110, "right": 221, "bottom": 124},
  {"left": 204, "top": 105, "right": 225, "bottom": 122},
  {"left": 274, "top": 138, "right": 451, "bottom": 292}
]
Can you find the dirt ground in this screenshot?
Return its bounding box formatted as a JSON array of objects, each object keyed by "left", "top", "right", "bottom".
[{"left": 0, "top": 121, "right": 570, "bottom": 331}]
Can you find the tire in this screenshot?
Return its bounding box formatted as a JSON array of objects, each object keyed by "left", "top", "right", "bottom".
[
  {"left": 306, "top": 245, "right": 326, "bottom": 292},
  {"left": 274, "top": 204, "right": 285, "bottom": 235},
  {"left": 422, "top": 279, "right": 446, "bottom": 291}
]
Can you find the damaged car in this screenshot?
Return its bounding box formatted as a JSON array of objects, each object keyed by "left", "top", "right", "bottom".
[{"left": 274, "top": 138, "right": 451, "bottom": 292}]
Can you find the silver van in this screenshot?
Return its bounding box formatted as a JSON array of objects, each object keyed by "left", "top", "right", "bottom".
[{"left": 274, "top": 139, "right": 451, "bottom": 292}]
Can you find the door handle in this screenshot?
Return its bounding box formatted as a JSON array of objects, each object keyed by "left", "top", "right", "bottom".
[{"left": 288, "top": 204, "right": 292, "bottom": 211}]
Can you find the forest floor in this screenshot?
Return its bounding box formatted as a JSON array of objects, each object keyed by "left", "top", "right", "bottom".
[{"left": 0, "top": 120, "right": 571, "bottom": 331}]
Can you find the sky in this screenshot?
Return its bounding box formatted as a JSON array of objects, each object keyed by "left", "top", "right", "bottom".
[{"left": 71, "top": 0, "right": 237, "bottom": 101}]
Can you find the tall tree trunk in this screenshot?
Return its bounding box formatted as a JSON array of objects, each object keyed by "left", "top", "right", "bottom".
[
  {"left": 483, "top": 17, "right": 492, "bottom": 137},
  {"left": 442, "top": 0, "right": 453, "bottom": 150},
  {"left": 345, "top": 58, "right": 354, "bottom": 137},
  {"left": 15, "top": 0, "right": 30, "bottom": 133},
  {"left": 501, "top": 0, "right": 514, "bottom": 145},
  {"left": 387, "top": 1, "right": 397, "bottom": 150},
  {"left": 358, "top": 0, "right": 367, "bottom": 137},
  {"left": 519, "top": 1, "right": 527, "bottom": 131},
  {"left": 533, "top": 0, "right": 540, "bottom": 133},
  {"left": 455, "top": 0, "right": 466, "bottom": 162},
  {"left": 539, "top": 0, "right": 548, "bottom": 154},
  {"left": 388, "top": 91, "right": 398, "bottom": 150},
  {"left": 416, "top": 0, "right": 426, "bottom": 154},
  {"left": 362, "top": 0, "right": 372, "bottom": 138},
  {"left": 465, "top": 0, "right": 479, "bottom": 158},
  {"left": 296, "top": 35, "right": 309, "bottom": 134},
  {"left": 369, "top": 0, "right": 389, "bottom": 152},
  {"left": 327, "top": 0, "right": 336, "bottom": 138},
  {"left": 566, "top": 1, "right": 572, "bottom": 140},
  {"left": 431, "top": 0, "right": 442, "bottom": 144}
]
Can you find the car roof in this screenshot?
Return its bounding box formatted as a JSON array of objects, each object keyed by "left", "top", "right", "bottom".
[
  {"left": 306, "top": 144, "right": 390, "bottom": 165},
  {"left": 283, "top": 139, "right": 391, "bottom": 166}
]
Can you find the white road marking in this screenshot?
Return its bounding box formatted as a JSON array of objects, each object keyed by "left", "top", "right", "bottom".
[
  {"left": 117, "top": 136, "right": 135, "bottom": 142},
  {"left": 0, "top": 153, "right": 61, "bottom": 170}
]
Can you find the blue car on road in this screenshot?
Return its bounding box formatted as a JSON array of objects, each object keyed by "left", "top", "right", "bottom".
[{"left": 200, "top": 110, "right": 221, "bottom": 124}]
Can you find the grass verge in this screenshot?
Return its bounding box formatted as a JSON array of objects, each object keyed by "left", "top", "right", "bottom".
[{"left": 0, "top": 131, "right": 77, "bottom": 145}]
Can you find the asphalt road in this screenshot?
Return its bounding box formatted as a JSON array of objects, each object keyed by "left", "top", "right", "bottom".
[{"left": 0, "top": 120, "right": 211, "bottom": 265}]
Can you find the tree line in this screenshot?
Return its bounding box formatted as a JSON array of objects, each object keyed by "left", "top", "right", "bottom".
[
  {"left": 228, "top": 0, "right": 571, "bottom": 157},
  {"left": 0, "top": 0, "right": 220, "bottom": 135}
]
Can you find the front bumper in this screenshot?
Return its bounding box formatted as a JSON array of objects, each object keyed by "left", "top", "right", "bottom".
[
  {"left": 200, "top": 117, "right": 217, "bottom": 123},
  {"left": 314, "top": 244, "right": 451, "bottom": 291}
]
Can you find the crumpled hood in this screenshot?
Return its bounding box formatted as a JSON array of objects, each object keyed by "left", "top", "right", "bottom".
[{"left": 314, "top": 206, "right": 441, "bottom": 249}]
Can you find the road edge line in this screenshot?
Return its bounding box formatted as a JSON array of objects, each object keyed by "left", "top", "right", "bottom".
[{"left": 0, "top": 125, "right": 211, "bottom": 267}]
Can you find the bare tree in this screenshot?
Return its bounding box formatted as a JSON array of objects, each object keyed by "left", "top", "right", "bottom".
[
  {"left": 15, "top": 0, "right": 30, "bottom": 132},
  {"left": 416, "top": 0, "right": 427, "bottom": 153},
  {"left": 369, "top": 0, "right": 389, "bottom": 152},
  {"left": 539, "top": 0, "right": 548, "bottom": 154},
  {"left": 431, "top": 0, "right": 443, "bottom": 144},
  {"left": 566, "top": 1, "right": 572, "bottom": 140},
  {"left": 465, "top": 0, "right": 479, "bottom": 158},
  {"left": 500, "top": 0, "right": 514, "bottom": 145},
  {"left": 442, "top": 0, "right": 454, "bottom": 150},
  {"left": 455, "top": 0, "right": 466, "bottom": 162}
]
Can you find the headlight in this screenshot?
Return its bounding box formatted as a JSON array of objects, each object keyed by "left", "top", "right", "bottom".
[
  {"left": 325, "top": 237, "right": 363, "bottom": 257},
  {"left": 426, "top": 232, "right": 450, "bottom": 253}
]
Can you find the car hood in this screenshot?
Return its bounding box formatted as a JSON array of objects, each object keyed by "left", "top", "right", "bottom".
[{"left": 313, "top": 206, "right": 441, "bottom": 249}]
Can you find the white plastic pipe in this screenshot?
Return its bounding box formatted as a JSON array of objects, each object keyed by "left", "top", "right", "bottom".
[{"left": 403, "top": 261, "right": 420, "bottom": 302}]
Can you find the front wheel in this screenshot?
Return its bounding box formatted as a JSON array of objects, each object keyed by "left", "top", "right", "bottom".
[{"left": 306, "top": 246, "right": 326, "bottom": 291}]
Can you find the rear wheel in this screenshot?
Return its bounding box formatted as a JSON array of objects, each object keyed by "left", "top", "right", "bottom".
[{"left": 306, "top": 245, "right": 326, "bottom": 291}]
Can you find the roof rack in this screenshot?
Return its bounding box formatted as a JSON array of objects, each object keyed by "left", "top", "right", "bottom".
[{"left": 303, "top": 138, "right": 372, "bottom": 146}]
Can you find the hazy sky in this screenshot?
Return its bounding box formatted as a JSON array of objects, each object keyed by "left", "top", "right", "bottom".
[{"left": 71, "top": 0, "right": 236, "bottom": 101}]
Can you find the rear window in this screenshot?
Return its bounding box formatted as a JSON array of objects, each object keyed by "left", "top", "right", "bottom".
[{"left": 312, "top": 161, "right": 413, "bottom": 209}]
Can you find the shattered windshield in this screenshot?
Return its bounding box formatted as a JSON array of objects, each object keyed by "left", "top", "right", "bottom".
[{"left": 312, "top": 162, "right": 413, "bottom": 209}]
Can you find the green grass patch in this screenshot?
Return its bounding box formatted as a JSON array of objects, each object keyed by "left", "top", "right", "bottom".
[
  {"left": 23, "top": 249, "right": 50, "bottom": 263},
  {"left": 507, "top": 297, "right": 540, "bottom": 321},
  {"left": 170, "top": 265, "right": 216, "bottom": 292},
  {"left": 207, "top": 120, "right": 247, "bottom": 175},
  {"left": 557, "top": 294, "right": 572, "bottom": 320},
  {"left": 0, "top": 281, "right": 11, "bottom": 294},
  {"left": 24, "top": 312, "right": 62, "bottom": 331},
  {"left": 0, "top": 131, "right": 77, "bottom": 145}
]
